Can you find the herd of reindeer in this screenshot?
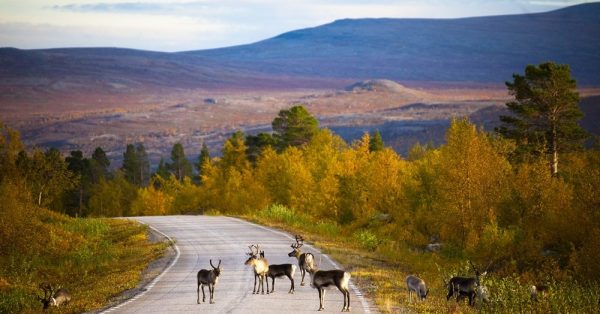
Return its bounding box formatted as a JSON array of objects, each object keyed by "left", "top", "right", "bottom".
[
  {"left": 197, "top": 235, "right": 352, "bottom": 312},
  {"left": 37, "top": 234, "right": 553, "bottom": 312}
]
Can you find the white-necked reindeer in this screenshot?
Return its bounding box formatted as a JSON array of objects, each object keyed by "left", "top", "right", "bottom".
[
  {"left": 260, "top": 250, "right": 297, "bottom": 294},
  {"left": 197, "top": 259, "right": 222, "bottom": 304},
  {"left": 308, "top": 266, "right": 351, "bottom": 312},
  {"left": 406, "top": 275, "right": 429, "bottom": 302},
  {"left": 288, "top": 235, "right": 316, "bottom": 286},
  {"left": 37, "top": 282, "right": 71, "bottom": 310},
  {"left": 245, "top": 244, "right": 270, "bottom": 294},
  {"left": 445, "top": 260, "right": 491, "bottom": 306}
]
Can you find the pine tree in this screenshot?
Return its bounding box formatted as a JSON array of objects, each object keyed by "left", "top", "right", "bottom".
[
  {"left": 497, "top": 62, "right": 587, "bottom": 175},
  {"left": 272, "top": 105, "right": 319, "bottom": 150}
]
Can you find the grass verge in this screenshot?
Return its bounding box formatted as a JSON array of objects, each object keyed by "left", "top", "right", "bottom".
[
  {"left": 0, "top": 209, "right": 168, "bottom": 313},
  {"left": 243, "top": 204, "right": 600, "bottom": 313}
]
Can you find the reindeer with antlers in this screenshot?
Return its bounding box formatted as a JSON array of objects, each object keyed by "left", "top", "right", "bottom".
[
  {"left": 245, "top": 244, "right": 270, "bottom": 294},
  {"left": 37, "top": 282, "right": 71, "bottom": 310},
  {"left": 445, "top": 260, "right": 491, "bottom": 306},
  {"left": 197, "top": 259, "right": 222, "bottom": 304},
  {"left": 288, "top": 235, "right": 316, "bottom": 286}
]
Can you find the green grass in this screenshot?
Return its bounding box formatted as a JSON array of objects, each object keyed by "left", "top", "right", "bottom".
[
  {"left": 0, "top": 210, "right": 168, "bottom": 313},
  {"left": 245, "top": 204, "right": 600, "bottom": 313}
]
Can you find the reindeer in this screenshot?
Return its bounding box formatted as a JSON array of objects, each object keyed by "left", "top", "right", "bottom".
[
  {"left": 260, "top": 250, "right": 296, "bottom": 294},
  {"left": 245, "top": 245, "right": 270, "bottom": 294},
  {"left": 308, "top": 267, "right": 351, "bottom": 312},
  {"left": 288, "top": 235, "right": 316, "bottom": 286},
  {"left": 197, "top": 259, "right": 222, "bottom": 304},
  {"left": 406, "top": 275, "right": 429, "bottom": 302},
  {"left": 530, "top": 284, "right": 550, "bottom": 302},
  {"left": 37, "top": 282, "right": 71, "bottom": 309},
  {"left": 445, "top": 261, "right": 490, "bottom": 306}
]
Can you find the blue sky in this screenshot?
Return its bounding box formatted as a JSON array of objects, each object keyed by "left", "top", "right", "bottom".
[{"left": 0, "top": 0, "right": 590, "bottom": 52}]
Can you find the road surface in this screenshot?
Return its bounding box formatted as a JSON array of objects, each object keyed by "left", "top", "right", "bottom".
[{"left": 102, "top": 216, "right": 376, "bottom": 313}]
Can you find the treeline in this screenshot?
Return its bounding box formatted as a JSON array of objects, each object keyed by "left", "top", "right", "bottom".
[{"left": 2, "top": 62, "right": 599, "bottom": 282}]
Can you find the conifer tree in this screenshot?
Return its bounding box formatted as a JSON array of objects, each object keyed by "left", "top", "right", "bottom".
[
  {"left": 168, "top": 142, "right": 192, "bottom": 181},
  {"left": 369, "top": 130, "right": 384, "bottom": 152},
  {"left": 272, "top": 105, "right": 319, "bottom": 150},
  {"left": 498, "top": 62, "right": 587, "bottom": 175},
  {"left": 196, "top": 142, "right": 211, "bottom": 176}
]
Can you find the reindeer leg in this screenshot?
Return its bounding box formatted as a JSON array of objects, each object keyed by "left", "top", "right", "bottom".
[
  {"left": 266, "top": 274, "right": 270, "bottom": 294},
  {"left": 271, "top": 276, "right": 275, "bottom": 294},
  {"left": 288, "top": 274, "right": 294, "bottom": 294},
  {"left": 197, "top": 283, "right": 200, "bottom": 304},
  {"left": 301, "top": 269, "right": 306, "bottom": 286},
  {"left": 210, "top": 284, "right": 215, "bottom": 304},
  {"left": 346, "top": 289, "right": 351, "bottom": 312},
  {"left": 253, "top": 273, "right": 257, "bottom": 294},
  {"left": 318, "top": 288, "right": 325, "bottom": 311},
  {"left": 201, "top": 284, "right": 206, "bottom": 303}
]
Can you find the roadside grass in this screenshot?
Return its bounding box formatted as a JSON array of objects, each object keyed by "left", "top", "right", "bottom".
[
  {"left": 0, "top": 209, "right": 168, "bottom": 314},
  {"left": 245, "top": 204, "right": 600, "bottom": 313}
]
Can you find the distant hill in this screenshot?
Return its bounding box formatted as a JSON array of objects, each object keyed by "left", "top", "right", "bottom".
[
  {"left": 184, "top": 3, "right": 600, "bottom": 85},
  {"left": 1, "top": 2, "right": 599, "bottom": 97}
]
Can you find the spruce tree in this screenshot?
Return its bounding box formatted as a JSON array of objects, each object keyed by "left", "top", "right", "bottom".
[
  {"left": 369, "top": 130, "right": 384, "bottom": 152},
  {"left": 122, "top": 144, "right": 139, "bottom": 185},
  {"left": 196, "top": 142, "right": 211, "bottom": 176},
  {"left": 168, "top": 142, "right": 192, "bottom": 181}
]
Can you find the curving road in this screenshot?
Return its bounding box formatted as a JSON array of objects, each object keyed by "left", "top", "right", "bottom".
[{"left": 102, "top": 216, "right": 377, "bottom": 313}]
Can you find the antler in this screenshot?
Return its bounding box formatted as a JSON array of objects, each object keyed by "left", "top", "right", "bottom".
[
  {"left": 291, "top": 235, "right": 304, "bottom": 249},
  {"left": 210, "top": 259, "right": 221, "bottom": 269},
  {"left": 248, "top": 245, "right": 258, "bottom": 256},
  {"left": 468, "top": 260, "right": 480, "bottom": 274},
  {"left": 38, "top": 282, "right": 51, "bottom": 300}
]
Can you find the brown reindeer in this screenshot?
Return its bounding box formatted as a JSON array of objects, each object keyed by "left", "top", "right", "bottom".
[
  {"left": 288, "top": 235, "right": 316, "bottom": 286},
  {"left": 245, "top": 244, "right": 270, "bottom": 294}
]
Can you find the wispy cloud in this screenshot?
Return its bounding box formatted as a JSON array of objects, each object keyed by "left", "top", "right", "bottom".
[{"left": 1, "top": 0, "right": 583, "bottom": 51}]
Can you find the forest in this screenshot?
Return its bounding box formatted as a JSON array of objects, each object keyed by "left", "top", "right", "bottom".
[{"left": 1, "top": 62, "right": 599, "bottom": 312}]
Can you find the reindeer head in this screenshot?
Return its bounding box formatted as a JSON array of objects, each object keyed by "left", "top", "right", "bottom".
[
  {"left": 210, "top": 259, "right": 222, "bottom": 276},
  {"left": 37, "top": 282, "right": 54, "bottom": 309},
  {"left": 469, "top": 260, "right": 492, "bottom": 284},
  {"left": 288, "top": 235, "right": 304, "bottom": 258},
  {"left": 245, "top": 244, "right": 260, "bottom": 265}
]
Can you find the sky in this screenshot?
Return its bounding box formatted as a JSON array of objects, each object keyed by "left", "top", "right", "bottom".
[{"left": 0, "top": 0, "right": 590, "bottom": 52}]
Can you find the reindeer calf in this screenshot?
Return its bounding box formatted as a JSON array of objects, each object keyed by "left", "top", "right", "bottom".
[{"left": 530, "top": 285, "right": 549, "bottom": 302}]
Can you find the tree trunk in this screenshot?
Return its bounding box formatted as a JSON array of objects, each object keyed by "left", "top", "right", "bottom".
[{"left": 551, "top": 124, "right": 558, "bottom": 176}]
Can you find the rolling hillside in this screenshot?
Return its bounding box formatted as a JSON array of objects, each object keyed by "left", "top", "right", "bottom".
[{"left": 185, "top": 3, "right": 600, "bottom": 85}]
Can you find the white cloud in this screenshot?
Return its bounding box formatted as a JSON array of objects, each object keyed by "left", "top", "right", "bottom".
[{"left": 0, "top": 0, "right": 584, "bottom": 51}]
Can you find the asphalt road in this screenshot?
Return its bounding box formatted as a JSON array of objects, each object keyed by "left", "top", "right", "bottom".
[{"left": 102, "top": 216, "right": 376, "bottom": 313}]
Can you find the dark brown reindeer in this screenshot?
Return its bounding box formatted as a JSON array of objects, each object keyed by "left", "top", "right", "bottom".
[
  {"left": 308, "top": 266, "right": 352, "bottom": 312},
  {"left": 197, "top": 259, "right": 222, "bottom": 304},
  {"left": 245, "top": 245, "right": 270, "bottom": 294},
  {"left": 37, "top": 282, "right": 71, "bottom": 310},
  {"left": 260, "top": 251, "right": 297, "bottom": 294},
  {"left": 445, "top": 260, "right": 491, "bottom": 306},
  {"left": 288, "top": 235, "right": 316, "bottom": 286}
]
